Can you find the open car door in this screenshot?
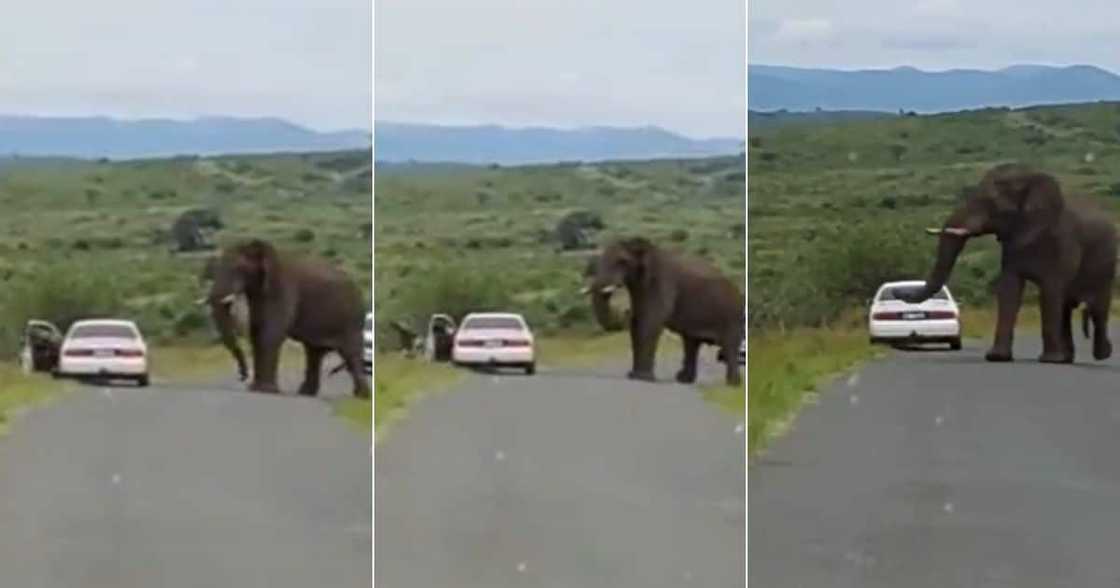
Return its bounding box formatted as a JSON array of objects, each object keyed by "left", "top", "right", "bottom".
[
  {"left": 20, "top": 319, "right": 63, "bottom": 374},
  {"left": 424, "top": 314, "right": 457, "bottom": 362}
]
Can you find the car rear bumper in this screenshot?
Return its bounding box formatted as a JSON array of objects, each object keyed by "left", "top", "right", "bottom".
[
  {"left": 869, "top": 319, "right": 960, "bottom": 342},
  {"left": 57, "top": 358, "right": 147, "bottom": 377},
  {"left": 452, "top": 348, "right": 534, "bottom": 365}
]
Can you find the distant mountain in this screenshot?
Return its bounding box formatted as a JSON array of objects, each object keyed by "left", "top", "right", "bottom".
[
  {"left": 373, "top": 122, "right": 743, "bottom": 165},
  {"left": 0, "top": 116, "right": 370, "bottom": 159},
  {"left": 749, "top": 64, "right": 1120, "bottom": 113},
  {"left": 748, "top": 109, "right": 890, "bottom": 131}
]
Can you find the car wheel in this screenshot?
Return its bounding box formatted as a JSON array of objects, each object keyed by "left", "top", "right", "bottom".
[
  {"left": 525, "top": 363, "right": 536, "bottom": 375},
  {"left": 137, "top": 374, "right": 150, "bottom": 387},
  {"left": 950, "top": 338, "right": 962, "bottom": 351}
]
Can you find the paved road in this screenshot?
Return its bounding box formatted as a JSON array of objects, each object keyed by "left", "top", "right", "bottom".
[
  {"left": 750, "top": 334, "right": 1120, "bottom": 587},
  {"left": 0, "top": 371, "right": 371, "bottom": 588},
  {"left": 375, "top": 355, "right": 745, "bottom": 588}
]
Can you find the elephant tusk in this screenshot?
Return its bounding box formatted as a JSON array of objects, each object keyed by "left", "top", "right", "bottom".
[
  {"left": 194, "top": 296, "right": 210, "bottom": 306},
  {"left": 943, "top": 227, "right": 970, "bottom": 237},
  {"left": 579, "top": 286, "right": 591, "bottom": 295},
  {"left": 600, "top": 285, "right": 617, "bottom": 294},
  {"left": 925, "top": 227, "right": 942, "bottom": 235},
  {"left": 220, "top": 294, "right": 237, "bottom": 305}
]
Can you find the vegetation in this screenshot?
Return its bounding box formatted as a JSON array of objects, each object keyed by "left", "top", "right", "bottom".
[
  {"left": 0, "top": 150, "right": 372, "bottom": 426},
  {"left": 0, "top": 367, "right": 62, "bottom": 436},
  {"left": 374, "top": 156, "right": 746, "bottom": 433},
  {"left": 748, "top": 101, "right": 1120, "bottom": 453}
]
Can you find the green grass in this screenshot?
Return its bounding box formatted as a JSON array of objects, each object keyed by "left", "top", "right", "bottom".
[
  {"left": 334, "top": 397, "right": 373, "bottom": 432},
  {"left": 373, "top": 354, "right": 460, "bottom": 441},
  {"left": 0, "top": 365, "right": 64, "bottom": 436}
]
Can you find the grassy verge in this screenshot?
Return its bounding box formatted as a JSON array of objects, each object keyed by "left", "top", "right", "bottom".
[
  {"left": 374, "top": 354, "right": 460, "bottom": 441},
  {"left": 748, "top": 304, "right": 1043, "bottom": 456},
  {"left": 0, "top": 365, "right": 65, "bottom": 437}
]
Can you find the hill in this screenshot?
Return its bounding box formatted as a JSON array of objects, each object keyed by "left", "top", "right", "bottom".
[
  {"left": 373, "top": 122, "right": 743, "bottom": 165},
  {"left": 748, "top": 64, "right": 1120, "bottom": 113},
  {"left": 0, "top": 116, "right": 370, "bottom": 159}
]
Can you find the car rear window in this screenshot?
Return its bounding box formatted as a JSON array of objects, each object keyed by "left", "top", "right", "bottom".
[
  {"left": 461, "top": 317, "right": 524, "bottom": 330},
  {"left": 879, "top": 286, "right": 949, "bottom": 301},
  {"left": 69, "top": 324, "right": 138, "bottom": 339}
]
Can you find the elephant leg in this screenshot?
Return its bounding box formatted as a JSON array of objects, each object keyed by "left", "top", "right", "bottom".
[
  {"left": 1037, "top": 284, "right": 1073, "bottom": 363},
  {"left": 249, "top": 327, "right": 284, "bottom": 393},
  {"left": 986, "top": 272, "right": 1024, "bottom": 362},
  {"left": 339, "top": 336, "right": 371, "bottom": 398},
  {"left": 722, "top": 331, "right": 742, "bottom": 387},
  {"left": 298, "top": 345, "right": 327, "bottom": 396},
  {"left": 1091, "top": 290, "right": 1113, "bottom": 361},
  {"left": 675, "top": 336, "right": 700, "bottom": 384},
  {"left": 1060, "top": 299, "right": 1076, "bottom": 360},
  {"left": 627, "top": 314, "right": 664, "bottom": 382}
]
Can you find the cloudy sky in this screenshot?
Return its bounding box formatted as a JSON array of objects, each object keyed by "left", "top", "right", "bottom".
[
  {"left": 750, "top": 0, "right": 1120, "bottom": 72},
  {"left": 376, "top": 0, "right": 744, "bottom": 139},
  {"left": 0, "top": 0, "right": 371, "bottom": 131}
]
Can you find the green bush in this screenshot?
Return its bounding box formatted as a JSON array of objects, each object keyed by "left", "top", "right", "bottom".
[{"left": 0, "top": 265, "right": 126, "bottom": 355}]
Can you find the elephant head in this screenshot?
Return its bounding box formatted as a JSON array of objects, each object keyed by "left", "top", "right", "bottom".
[
  {"left": 905, "top": 163, "right": 1065, "bottom": 302},
  {"left": 581, "top": 238, "right": 654, "bottom": 331},
  {"left": 196, "top": 239, "right": 281, "bottom": 381}
]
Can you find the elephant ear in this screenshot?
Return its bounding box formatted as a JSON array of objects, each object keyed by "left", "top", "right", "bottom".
[
  {"left": 997, "top": 171, "right": 1064, "bottom": 250},
  {"left": 242, "top": 239, "right": 281, "bottom": 295}
]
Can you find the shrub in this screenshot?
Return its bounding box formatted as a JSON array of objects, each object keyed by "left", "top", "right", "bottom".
[
  {"left": 0, "top": 265, "right": 126, "bottom": 355},
  {"left": 294, "top": 228, "right": 316, "bottom": 242},
  {"left": 392, "top": 264, "right": 515, "bottom": 329}
]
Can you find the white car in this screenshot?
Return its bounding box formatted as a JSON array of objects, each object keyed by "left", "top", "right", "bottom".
[
  {"left": 868, "top": 281, "right": 962, "bottom": 350},
  {"left": 56, "top": 319, "right": 150, "bottom": 386},
  {"left": 451, "top": 312, "right": 536, "bottom": 374},
  {"left": 362, "top": 312, "right": 373, "bottom": 374}
]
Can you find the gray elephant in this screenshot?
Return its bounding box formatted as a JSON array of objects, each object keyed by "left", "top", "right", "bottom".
[
  {"left": 201, "top": 239, "right": 370, "bottom": 397},
  {"left": 583, "top": 237, "right": 743, "bottom": 385}
]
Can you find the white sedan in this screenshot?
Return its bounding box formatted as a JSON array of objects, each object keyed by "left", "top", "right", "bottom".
[
  {"left": 451, "top": 312, "right": 536, "bottom": 374},
  {"left": 868, "top": 280, "right": 962, "bottom": 350},
  {"left": 56, "top": 319, "right": 150, "bottom": 386}
]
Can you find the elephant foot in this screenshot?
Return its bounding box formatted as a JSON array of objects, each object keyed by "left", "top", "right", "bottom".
[
  {"left": 627, "top": 369, "right": 656, "bottom": 382},
  {"left": 354, "top": 385, "right": 371, "bottom": 399},
  {"left": 725, "top": 373, "right": 742, "bottom": 387},
  {"left": 1094, "top": 339, "right": 1113, "bottom": 361},
  {"left": 984, "top": 349, "right": 1013, "bottom": 362},
  {"left": 249, "top": 381, "right": 281, "bottom": 394},
  {"left": 674, "top": 369, "right": 697, "bottom": 384},
  {"left": 1037, "top": 351, "right": 1073, "bottom": 364},
  {"left": 297, "top": 383, "right": 320, "bottom": 397}
]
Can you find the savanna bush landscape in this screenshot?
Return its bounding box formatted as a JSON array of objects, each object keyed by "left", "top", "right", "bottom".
[
  {"left": 0, "top": 149, "right": 372, "bottom": 428},
  {"left": 748, "top": 101, "right": 1120, "bottom": 453},
  {"left": 373, "top": 155, "right": 746, "bottom": 427}
]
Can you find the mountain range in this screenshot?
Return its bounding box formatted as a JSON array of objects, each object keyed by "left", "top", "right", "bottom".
[
  {"left": 749, "top": 64, "right": 1120, "bottom": 113},
  {"left": 0, "top": 116, "right": 370, "bottom": 160},
  {"left": 373, "top": 122, "right": 743, "bottom": 165}
]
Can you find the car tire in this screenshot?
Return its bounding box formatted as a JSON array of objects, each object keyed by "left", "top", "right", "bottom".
[
  {"left": 137, "top": 374, "right": 150, "bottom": 387},
  {"left": 525, "top": 363, "right": 536, "bottom": 375},
  {"left": 949, "top": 338, "right": 962, "bottom": 351}
]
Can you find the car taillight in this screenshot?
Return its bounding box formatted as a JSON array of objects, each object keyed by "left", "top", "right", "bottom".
[
  {"left": 927, "top": 310, "right": 957, "bottom": 319},
  {"left": 117, "top": 349, "right": 144, "bottom": 357},
  {"left": 64, "top": 349, "right": 94, "bottom": 357},
  {"left": 503, "top": 339, "right": 530, "bottom": 347},
  {"left": 872, "top": 311, "right": 902, "bottom": 320}
]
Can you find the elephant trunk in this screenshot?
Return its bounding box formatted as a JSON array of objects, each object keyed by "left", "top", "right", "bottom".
[
  {"left": 915, "top": 231, "right": 969, "bottom": 301},
  {"left": 591, "top": 290, "right": 624, "bottom": 332},
  {"left": 210, "top": 300, "right": 249, "bottom": 381}
]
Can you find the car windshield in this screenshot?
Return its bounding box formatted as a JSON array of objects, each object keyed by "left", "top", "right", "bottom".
[
  {"left": 69, "top": 324, "right": 137, "bottom": 340},
  {"left": 461, "top": 317, "right": 524, "bottom": 331},
  {"left": 880, "top": 285, "right": 949, "bottom": 301}
]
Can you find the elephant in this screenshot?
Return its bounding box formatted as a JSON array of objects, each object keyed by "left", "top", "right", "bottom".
[
  {"left": 200, "top": 239, "right": 370, "bottom": 397},
  {"left": 899, "top": 163, "right": 1117, "bottom": 363},
  {"left": 583, "top": 237, "right": 744, "bottom": 385}
]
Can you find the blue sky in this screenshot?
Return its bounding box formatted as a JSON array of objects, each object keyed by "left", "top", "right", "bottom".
[
  {"left": 750, "top": 0, "right": 1120, "bottom": 72},
  {"left": 0, "top": 0, "right": 371, "bottom": 131},
  {"left": 376, "top": 0, "right": 745, "bottom": 139}
]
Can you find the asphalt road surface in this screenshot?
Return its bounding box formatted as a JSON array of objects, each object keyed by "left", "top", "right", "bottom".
[
  {"left": 0, "top": 370, "right": 371, "bottom": 588},
  {"left": 750, "top": 333, "right": 1120, "bottom": 587},
  {"left": 375, "top": 355, "right": 745, "bottom": 588}
]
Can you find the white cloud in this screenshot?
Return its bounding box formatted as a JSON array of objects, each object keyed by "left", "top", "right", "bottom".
[{"left": 771, "top": 19, "right": 834, "bottom": 44}]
